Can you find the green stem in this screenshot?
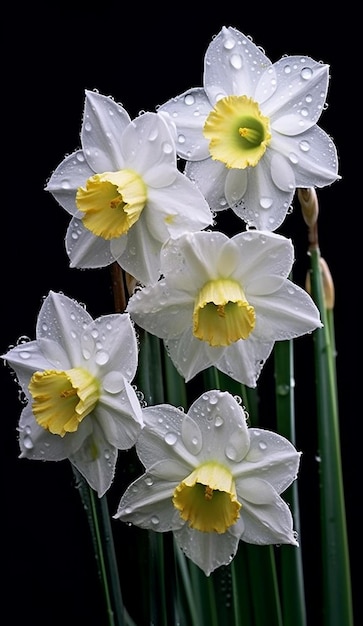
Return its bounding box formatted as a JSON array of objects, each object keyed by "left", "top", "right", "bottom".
[
  {"left": 309, "top": 246, "right": 353, "bottom": 626},
  {"left": 73, "top": 468, "right": 135, "bottom": 626},
  {"left": 274, "top": 340, "right": 307, "bottom": 626}
]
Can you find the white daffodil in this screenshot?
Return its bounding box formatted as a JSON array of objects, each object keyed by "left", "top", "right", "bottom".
[
  {"left": 157, "top": 26, "right": 340, "bottom": 231},
  {"left": 46, "top": 90, "right": 213, "bottom": 286},
  {"left": 126, "top": 230, "right": 322, "bottom": 387},
  {"left": 115, "top": 390, "right": 300, "bottom": 576},
  {"left": 2, "top": 291, "right": 143, "bottom": 497}
]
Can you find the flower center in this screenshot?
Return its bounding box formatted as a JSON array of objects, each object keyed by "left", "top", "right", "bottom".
[
  {"left": 173, "top": 461, "right": 241, "bottom": 533},
  {"left": 193, "top": 279, "right": 256, "bottom": 346},
  {"left": 203, "top": 95, "right": 271, "bottom": 169},
  {"left": 28, "top": 368, "right": 100, "bottom": 437},
  {"left": 76, "top": 169, "right": 147, "bottom": 239}
]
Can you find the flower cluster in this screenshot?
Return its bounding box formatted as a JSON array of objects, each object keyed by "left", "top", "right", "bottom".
[{"left": 2, "top": 25, "right": 338, "bottom": 576}]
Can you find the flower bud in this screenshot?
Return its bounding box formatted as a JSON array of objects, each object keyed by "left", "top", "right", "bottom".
[
  {"left": 297, "top": 187, "right": 319, "bottom": 227},
  {"left": 305, "top": 257, "right": 335, "bottom": 310}
]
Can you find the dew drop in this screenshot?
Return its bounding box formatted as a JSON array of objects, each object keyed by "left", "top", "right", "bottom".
[
  {"left": 225, "top": 443, "right": 238, "bottom": 461},
  {"left": 23, "top": 435, "right": 34, "bottom": 450},
  {"left": 301, "top": 67, "right": 313, "bottom": 80},
  {"left": 103, "top": 371, "right": 124, "bottom": 394},
  {"left": 276, "top": 384, "right": 290, "bottom": 396},
  {"left": 164, "top": 432, "right": 178, "bottom": 446},
  {"left": 223, "top": 37, "right": 236, "bottom": 50},
  {"left": 299, "top": 140, "right": 310, "bottom": 152},
  {"left": 84, "top": 121, "right": 92, "bottom": 131},
  {"left": 229, "top": 53, "right": 243, "bottom": 70},
  {"left": 148, "top": 128, "right": 158, "bottom": 141},
  {"left": 259, "top": 197, "right": 273, "bottom": 209},
  {"left": 184, "top": 94, "right": 195, "bottom": 106},
  {"left": 214, "top": 415, "right": 224, "bottom": 428},
  {"left": 19, "top": 350, "right": 31, "bottom": 360},
  {"left": 151, "top": 515, "right": 160, "bottom": 526},
  {"left": 259, "top": 441, "right": 267, "bottom": 450}
]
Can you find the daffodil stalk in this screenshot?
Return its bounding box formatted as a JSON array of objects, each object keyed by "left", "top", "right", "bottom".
[{"left": 299, "top": 187, "right": 353, "bottom": 626}]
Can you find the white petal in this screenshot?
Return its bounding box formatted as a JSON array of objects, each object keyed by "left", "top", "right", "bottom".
[
  {"left": 226, "top": 155, "right": 294, "bottom": 231},
  {"left": 81, "top": 90, "right": 131, "bottom": 172},
  {"left": 251, "top": 281, "right": 322, "bottom": 341},
  {"left": 162, "top": 231, "right": 230, "bottom": 289},
  {"left": 137, "top": 404, "right": 198, "bottom": 470},
  {"left": 45, "top": 150, "right": 93, "bottom": 215},
  {"left": 18, "top": 404, "right": 68, "bottom": 461},
  {"left": 70, "top": 420, "right": 117, "bottom": 497},
  {"left": 216, "top": 338, "right": 274, "bottom": 387},
  {"left": 83, "top": 313, "right": 138, "bottom": 379},
  {"left": 204, "top": 26, "right": 272, "bottom": 103},
  {"left": 242, "top": 428, "right": 301, "bottom": 493},
  {"left": 254, "top": 64, "right": 278, "bottom": 105},
  {"left": 2, "top": 339, "right": 64, "bottom": 392},
  {"left": 269, "top": 152, "right": 296, "bottom": 192},
  {"left": 187, "top": 390, "right": 250, "bottom": 463},
  {"left": 114, "top": 218, "right": 162, "bottom": 285},
  {"left": 174, "top": 525, "right": 240, "bottom": 576},
  {"left": 36, "top": 291, "right": 93, "bottom": 366},
  {"left": 96, "top": 380, "right": 143, "bottom": 450},
  {"left": 185, "top": 158, "right": 229, "bottom": 214},
  {"left": 149, "top": 459, "right": 192, "bottom": 481},
  {"left": 18, "top": 403, "right": 93, "bottom": 460},
  {"left": 239, "top": 494, "right": 298, "bottom": 545},
  {"left": 122, "top": 112, "right": 177, "bottom": 184},
  {"left": 146, "top": 173, "right": 213, "bottom": 239},
  {"left": 271, "top": 125, "right": 340, "bottom": 187},
  {"left": 66, "top": 216, "right": 116, "bottom": 269},
  {"left": 115, "top": 474, "right": 183, "bottom": 531},
  {"left": 231, "top": 230, "right": 294, "bottom": 286},
  {"left": 127, "top": 282, "right": 193, "bottom": 337},
  {"left": 166, "top": 331, "right": 222, "bottom": 382},
  {"left": 157, "top": 88, "right": 211, "bottom": 160},
  {"left": 262, "top": 56, "right": 329, "bottom": 129},
  {"left": 224, "top": 168, "right": 248, "bottom": 207}
]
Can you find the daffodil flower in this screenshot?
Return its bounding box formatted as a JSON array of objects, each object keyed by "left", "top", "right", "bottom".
[
  {"left": 46, "top": 90, "right": 213, "bottom": 286},
  {"left": 115, "top": 390, "right": 300, "bottom": 575},
  {"left": 2, "top": 291, "right": 143, "bottom": 496},
  {"left": 158, "top": 26, "right": 340, "bottom": 231},
  {"left": 126, "top": 230, "right": 322, "bottom": 386}
]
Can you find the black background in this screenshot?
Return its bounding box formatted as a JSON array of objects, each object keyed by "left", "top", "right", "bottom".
[{"left": 2, "top": 5, "right": 358, "bottom": 625}]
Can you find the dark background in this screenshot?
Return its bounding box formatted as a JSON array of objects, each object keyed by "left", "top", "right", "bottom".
[{"left": 2, "top": 5, "right": 358, "bottom": 624}]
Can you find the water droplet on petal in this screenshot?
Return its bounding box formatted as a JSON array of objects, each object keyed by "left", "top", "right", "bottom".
[
  {"left": 301, "top": 67, "right": 313, "bottom": 80},
  {"left": 165, "top": 432, "right": 178, "bottom": 446},
  {"left": 259, "top": 197, "right": 273, "bottom": 209},
  {"left": 103, "top": 371, "right": 124, "bottom": 394},
  {"left": 23, "top": 435, "right": 34, "bottom": 450},
  {"left": 230, "top": 53, "right": 243, "bottom": 70},
  {"left": 184, "top": 94, "right": 195, "bottom": 106},
  {"left": 299, "top": 140, "right": 310, "bottom": 152}
]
